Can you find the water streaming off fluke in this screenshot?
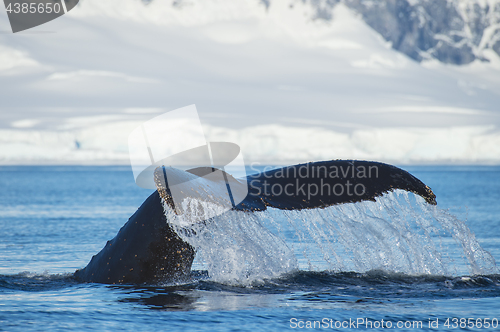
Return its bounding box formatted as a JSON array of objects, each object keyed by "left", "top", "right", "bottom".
[{"left": 164, "top": 190, "right": 497, "bottom": 285}]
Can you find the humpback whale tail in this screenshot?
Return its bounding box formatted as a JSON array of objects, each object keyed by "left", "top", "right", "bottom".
[
  {"left": 155, "top": 160, "right": 436, "bottom": 214},
  {"left": 74, "top": 160, "right": 436, "bottom": 284}
]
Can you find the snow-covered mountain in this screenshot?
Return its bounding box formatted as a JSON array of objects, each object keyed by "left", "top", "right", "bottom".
[
  {"left": 305, "top": 0, "right": 500, "bottom": 65},
  {"left": 60, "top": 0, "right": 500, "bottom": 65},
  {"left": 0, "top": 0, "right": 499, "bottom": 165},
  {"left": 129, "top": 0, "right": 500, "bottom": 65}
]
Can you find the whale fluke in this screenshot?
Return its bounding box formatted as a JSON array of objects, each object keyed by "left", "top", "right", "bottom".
[
  {"left": 241, "top": 160, "right": 436, "bottom": 210},
  {"left": 75, "top": 160, "right": 436, "bottom": 285}
]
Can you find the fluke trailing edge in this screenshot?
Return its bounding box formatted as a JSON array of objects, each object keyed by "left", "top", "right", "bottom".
[{"left": 74, "top": 160, "right": 436, "bottom": 284}]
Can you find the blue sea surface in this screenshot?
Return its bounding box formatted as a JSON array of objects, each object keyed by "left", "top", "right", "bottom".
[{"left": 0, "top": 166, "right": 499, "bottom": 331}]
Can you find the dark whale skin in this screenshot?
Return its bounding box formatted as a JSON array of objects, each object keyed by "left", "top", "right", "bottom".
[
  {"left": 240, "top": 160, "right": 436, "bottom": 211},
  {"left": 75, "top": 160, "right": 436, "bottom": 285},
  {"left": 74, "top": 191, "right": 195, "bottom": 284}
]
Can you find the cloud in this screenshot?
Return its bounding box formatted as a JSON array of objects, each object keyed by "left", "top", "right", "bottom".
[
  {"left": 46, "top": 70, "right": 160, "bottom": 83},
  {"left": 0, "top": 45, "right": 39, "bottom": 72}
]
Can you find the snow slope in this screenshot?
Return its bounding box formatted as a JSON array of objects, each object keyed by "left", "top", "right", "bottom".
[{"left": 0, "top": 0, "right": 499, "bottom": 164}]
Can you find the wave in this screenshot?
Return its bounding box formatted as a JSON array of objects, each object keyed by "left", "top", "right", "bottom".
[
  {"left": 2, "top": 270, "right": 499, "bottom": 295},
  {"left": 0, "top": 272, "right": 76, "bottom": 292}
]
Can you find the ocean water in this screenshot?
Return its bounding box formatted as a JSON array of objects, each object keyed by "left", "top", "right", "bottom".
[{"left": 0, "top": 165, "right": 499, "bottom": 331}]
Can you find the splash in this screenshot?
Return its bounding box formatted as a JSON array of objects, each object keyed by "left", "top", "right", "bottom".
[
  {"left": 165, "top": 199, "right": 297, "bottom": 284},
  {"left": 164, "top": 190, "right": 497, "bottom": 284}
]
